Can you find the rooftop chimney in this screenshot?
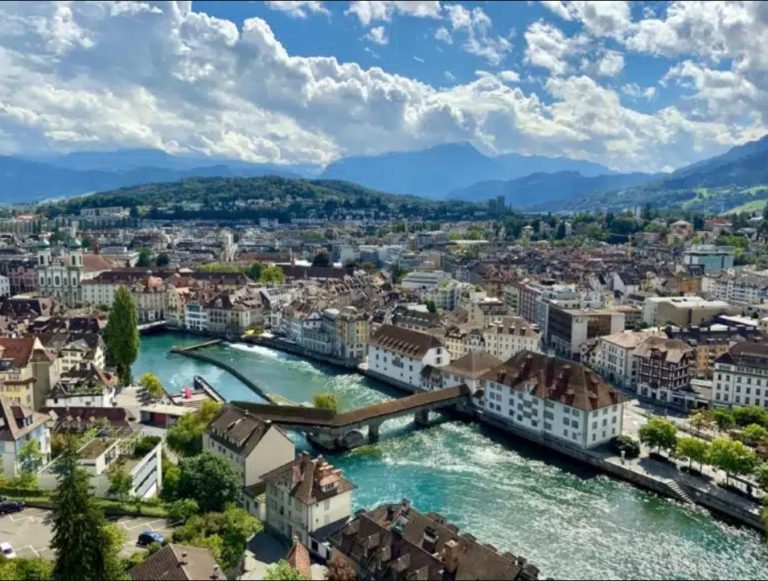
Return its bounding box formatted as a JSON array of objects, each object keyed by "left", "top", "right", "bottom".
[
  {"left": 180, "top": 551, "right": 188, "bottom": 566},
  {"left": 211, "top": 565, "right": 220, "bottom": 580},
  {"left": 440, "top": 539, "right": 460, "bottom": 576}
]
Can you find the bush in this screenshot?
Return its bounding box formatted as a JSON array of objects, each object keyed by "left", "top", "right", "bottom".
[
  {"left": 312, "top": 393, "right": 338, "bottom": 413},
  {"left": 609, "top": 435, "right": 641, "bottom": 459},
  {"left": 133, "top": 435, "right": 161, "bottom": 459}
]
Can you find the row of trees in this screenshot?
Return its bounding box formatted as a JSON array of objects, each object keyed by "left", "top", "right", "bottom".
[{"left": 199, "top": 261, "right": 285, "bottom": 284}]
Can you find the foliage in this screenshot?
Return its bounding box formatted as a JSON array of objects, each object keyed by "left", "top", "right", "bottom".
[
  {"left": 741, "top": 423, "right": 768, "bottom": 447},
  {"left": 708, "top": 437, "right": 759, "bottom": 484},
  {"left": 326, "top": 555, "right": 357, "bottom": 581},
  {"left": 713, "top": 408, "right": 736, "bottom": 433},
  {"left": 167, "top": 498, "right": 200, "bottom": 523},
  {"left": 265, "top": 560, "right": 304, "bottom": 580},
  {"left": 171, "top": 505, "right": 262, "bottom": 571},
  {"left": 139, "top": 372, "right": 164, "bottom": 401},
  {"left": 161, "top": 459, "right": 181, "bottom": 501},
  {"left": 107, "top": 461, "right": 133, "bottom": 503},
  {"left": 732, "top": 406, "right": 768, "bottom": 429},
  {"left": 754, "top": 463, "right": 768, "bottom": 491},
  {"left": 51, "top": 442, "right": 116, "bottom": 581},
  {"left": 104, "top": 286, "right": 139, "bottom": 385},
  {"left": 259, "top": 265, "right": 285, "bottom": 285},
  {"left": 608, "top": 435, "right": 641, "bottom": 459},
  {"left": 101, "top": 523, "right": 129, "bottom": 581},
  {"left": 155, "top": 252, "right": 170, "bottom": 267},
  {"left": 639, "top": 418, "right": 678, "bottom": 453},
  {"left": 313, "top": 392, "right": 338, "bottom": 413},
  {"left": 675, "top": 437, "right": 710, "bottom": 469},
  {"left": 18, "top": 439, "right": 45, "bottom": 475},
  {"left": 423, "top": 299, "right": 437, "bottom": 314},
  {"left": 312, "top": 250, "right": 332, "bottom": 267},
  {"left": 136, "top": 247, "right": 153, "bottom": 268},
  {"left": 177, "top": 452, "right": 240, "bottom": 513},
  {"left": 0, "top": 557, "right": 54, "bottom": 581},
  {"left": 688, "top": 409, "right": 715, "bottom": 435},
  {"left": 166, "top": 400, "right": 222, "bottom": 457},
  {"left": 133, "top": 435, "right": 161, "bottom": 459}
]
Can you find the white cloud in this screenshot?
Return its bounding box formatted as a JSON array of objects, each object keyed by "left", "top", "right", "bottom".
[
  {"left": 0, "top": 1, "right": 760, "bottom": 173},
  {"left": 594, "top": 50, "right": 624, "bottom": 77},
  {"left": 414, "top": 56, "right": 425, "bottom": 63},
  {"left": 524, "top": 21, "right": 577, "bottom": 75},
  {"left": 264, "top": 1, "right": 329, "bottom": 19},
  {"left": 434, "top": 26, "right": 453, "bottom": 44},
  {"left": 498, "top": 70, "right": 520, "bottom": 83},
  {"left": 539, "top": 1, "right": 631, "bottom": 40},
  {"left": 444, "top": 70, "right": 456, "bottom": 82},
  {"left": 445, "top": 4, "right": 511, "bottom": 65},
  {"left": 345, "top": 1, "right": 442, "bottom": 26},
  {"left": 365, "top": 25, "right": 388, "bottom": 45},
  {"left": 621, "top": 83, "right": 656, "bottom": 101}
]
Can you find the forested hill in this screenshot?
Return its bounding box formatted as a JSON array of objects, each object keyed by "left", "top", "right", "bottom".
[{"left": 41, "top": 176, "right": 482, "bottom": 222}]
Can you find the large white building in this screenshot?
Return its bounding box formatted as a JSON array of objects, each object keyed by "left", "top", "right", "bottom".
[
  {"left": 590, "top": 330, "right": 665, "bottom": 388},
  {"left": 262, "top": 452, "right": 354, "bottom": 557},
  {"left": 400, "top": 270, "right": 452, "bottom": 291},
  {"left": 367, "top": 325, "right": 449, "bottom": 391},
  {"left": 478, "top": 351, "right": 625, "bottom": 449},
  {"left": 714, "top": 342, "right": 768, "bottom": 407}
]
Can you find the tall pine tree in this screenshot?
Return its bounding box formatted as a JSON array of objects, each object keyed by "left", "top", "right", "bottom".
[
  {"left": 105, "top": 285, "right": 139, "bottom": 385},
  {"left": 51, "top": 442, "right": 109, "bottom": 581}
]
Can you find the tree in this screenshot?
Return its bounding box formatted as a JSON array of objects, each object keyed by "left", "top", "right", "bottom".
[
  {"left": 161, "top": 459, "right": 181, "bottom": 500},
  {"left": 18, "top": 439, "right": 45, "bottom": 475},
  {"left": 265, "top": 560, "right": 304, "bottom": 580},
  {"left": 675, "top": 437, "right": 710, "bottom": 470},
  {"left": 155, "top": 252, "right": 170, "bottom": 267},
  {"left": 139, "top": 372, "right": 164, "bottom": 401},
  {"left": 51, "top": 442, "right": 111, "bottom": 581},
  {"left": 713, "top": 408, "right": 735, "bottom": 433},
  {"left": 313, "top": 393, "right": 338, "bottom": 413},
  {"left": 136, "top": 247, "right": 152, "bottom": 268},
  {"left": 167, "top": 401, "right": 222, "bottom": 457},
  {"left": 0, "top": 557, "right": 54, "bottom": 581},
  {"left": 608, "top": 435, "right": 641, "bottom": 459},
  {"left": 754, "top": 463, "right": 768, "bottom": 491},
  {"left": 107, "top": 461, "right": 133, "bottom": 503},
  {"left": 742, "top": 423, "right": 768, "bottom": 447},
  {"left": 732, "top": 406, "right": 768, "bottom": 428},
  {"left": 259, "top": 265, "right": 285, "bottom": 285},
  {"left": 326, "top": 555, "right": 357, "bottom": 581},
  {"left": 246, "top": 262, "right": 263, "bottom": 280},
  {"left": 688, "top": 409, "right": 714, "bottom": 436},
  {"left": 423, "top": 299, "right": 437, "bottom": 314},
  {"left": 101, "top": 523, "right": 129, "bottom": 581},
  {"left": 311, "top": 250, "right": 331, "bottom": 267},
  {"left": 639, "top": 418, "right": 678, "bottom": 454},
  {"left": 167, "top": 498, "right": 199, "bottom": 523},
  {"left": 555, "top": 221, "right": 567, "bottom": 240},
  {"left": 708, "top": 437, "right": 758, "bottom": 485},
  {"left": 177, "top": 452, "right": 240, "bottom": 513},
  {"left": 104, "top": 286, "right": 139, "bottom": 385}
]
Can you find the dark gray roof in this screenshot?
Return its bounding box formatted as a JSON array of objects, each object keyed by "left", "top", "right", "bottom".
[
  {"left": 129, "top": 544, "right": 224, "bottom": 581},
  {"left": 369, "top": 325, "right": 444, "bottom": 358},
  {"left": 205, "top": 404, "right": 271, "bottom": 457}
]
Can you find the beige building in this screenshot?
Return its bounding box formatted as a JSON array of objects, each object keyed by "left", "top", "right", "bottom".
[
  {"left": 0, "top": 336, "right": 58, "bottom": 409},
  {"left": 590, "top": 330, "right": 665, "bottom": 388},
  {"left": 642, "top": 296, "right": 736, "bottom": 327}
]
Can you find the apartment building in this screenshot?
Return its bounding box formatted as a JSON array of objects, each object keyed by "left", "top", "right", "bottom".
[
  {"left": 634, "top": 336, "right": 696, "bottom": 406},
  {"left": 713, "top": 342, "right": 768, "bottom": 408},
  {"left": 367, "top": 325, "right": 449, "bottom": 391},
  {"left": 590, "top": 330, "right": 665, "bottom": 388}
]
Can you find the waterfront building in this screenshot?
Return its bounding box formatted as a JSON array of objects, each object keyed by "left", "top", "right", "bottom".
[
  {"left": 478, "top": 351, "right": 625, "bottom": 449},
  {"left": 433, "top": 350, "right": 502, "bottom": 393},
  {"left": 0, "top": 396, "right": 50, "bottom": 479},
  {"left": 367, "top": 325, "right": 449, "bottom": 391},
  {"left": 204, "top": 289, "right": 264, "bottom": 335},
  {"left": 714, "top": 342, "right": 768, "bottom": 407},
  {"left": 203, "top": 404, "right": 294, "bottom": 516},
  {"left": 683, "top": 245, "right": 735, "bottom": 274},
  {"left": 590, "top": 330, "right": 665, "bottom": 388},
  {"left": 184, "top": 299, "right": 209, "bottom": 332},
  {"left": 634, "top": 336, "right": 697, "bottom": 406},
  {"left": 641, "top": 295, "right": 736, "bottom": 327},
  {"left": 329, "top": 499, "right": 540, "bottom": 581},
  {"left": 262, "top": 452, "right": 354, "bottom": 558}
]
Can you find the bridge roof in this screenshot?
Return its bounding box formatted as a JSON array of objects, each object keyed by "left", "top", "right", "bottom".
[{"left": 231, "top": 384, "right": 470, "bottom": 429}]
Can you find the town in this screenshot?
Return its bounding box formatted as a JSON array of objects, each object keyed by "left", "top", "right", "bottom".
[{"left": 0, "top": 198, "right": 768, "bottom": 579}]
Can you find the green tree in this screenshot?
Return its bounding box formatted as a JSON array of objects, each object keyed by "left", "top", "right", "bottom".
[
  {"left": 423, "top": 299, "right": 437, "bottom": 314},
  {"left": 555, "top": 221, "right": 567, "bottom": 240},
  {"left": 688, "top": 409, "right": 715, "bottom": 435},
  {"left": 166, "top": 401, "right": 222, "bottom": 457},
  {"left": 139, "top": 372, "right": 164, "bottom": 401},
  {"left": 313, "top": 393, "right": 338, "bottom": 413},
  {"left": 101, "top": 523, "right": 129, "bottom": 581},
  {"left": 0, "top": 557, "right": 54, "bottom": 581},
  {"left": 732, "top": 406, "right": 768, "bottom": 428},
  {"left": 259, "top": 265, "right": 285, "bottom": 285},
  {"left": 675, "top": 437, "right": 710, "bottom": 470},
  {"left": 639, "top": 418, "right": 678, "bottom": 454},
  {"left": 265, "top": 560, "right": 304, "bottom": 580},
  {"left": 167, "top": 498, "right": 199, "bottom": 523},
  {"left": 161, "top": 459, "right": 181, "bottom": 501},
  {"left": 104, "top": 286, "right": 139, "bottom": 385},
  {"left": 177, "top": 452, "right": 240, "bottom": 513},
  {"left": 754, "top": 463, "right": 768, "bottom": 491},
  {"left": 136, "top": 247, "right": 153, "bottom": 268},
  {"left": 713, "top": 408, "right": 735, "bottom": 433},
  {"left": 18, "top": 439, "right": 45, "bottom": 475},
  {"left": 107, "top": 461, "right": 133, "bottom": 503},
  {"left": 742, "top": 423, "right": 768, "bottom": 447},
  {"left": 311, "top": 250, "right": 331, "bottom": 267},
  {"left": 246, "top": 262, "right": 263, "bottom": 280},
  {"left": 155, "top": 253, "right": 170, "bottom": 267},
  {"left": 51, "top": 443, "right": 110, "bottom": 581},
  {"left": 708, "top": 437, "right": 758, "bottom": 485}
]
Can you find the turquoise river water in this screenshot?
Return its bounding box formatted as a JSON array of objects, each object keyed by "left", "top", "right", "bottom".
[{"left": 135, "top": 333, "right": 768, "bottom": 580}]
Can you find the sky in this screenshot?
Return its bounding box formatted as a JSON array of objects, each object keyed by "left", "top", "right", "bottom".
[{"left": 0, "top": 1, "right": 766, "bottom": 173}]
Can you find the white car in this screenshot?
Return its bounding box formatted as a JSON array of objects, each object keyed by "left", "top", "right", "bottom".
[{"left": 0, "top": 542, "right": 16, "bottom": 559}]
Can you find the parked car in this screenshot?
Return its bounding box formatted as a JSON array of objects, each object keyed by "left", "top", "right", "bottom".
[
  {"left": 137, "top": 531, "right": 165, "bottom": 547},
  {"left": 0, "top": 500, "right": 24, "bottom": 515},
  {"left": 0, "top": 542, "right": 16, "bottom": 559}
]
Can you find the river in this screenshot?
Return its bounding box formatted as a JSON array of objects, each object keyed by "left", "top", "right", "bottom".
[{"left": 135, "top": 332, "right": 768, "bottom": 580}]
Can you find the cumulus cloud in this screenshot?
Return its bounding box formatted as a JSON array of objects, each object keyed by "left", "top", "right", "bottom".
[
  {"left": 592, "top": 50, "right": 624, "bottom": 77},
  {"left": 524, "top": 21, "right": 582, "bottom": 75},
  {"left": 345, "top": 1, "right": 442, "bottom": 26},
  {"left": 498, "top": 70, "right": 521, "bottom": 83},
  {"left": 444, "top": 5, "right": 512, "bottom": 66},
  {"left": 264, "top": 1, "right": 329, "bottom": 19},
  {"left": 365, "top": 25, "right": 388, "bottom": 46},
  {"left": 0, "top": 1, "right": 760, "bottom": 172},
  {"left": 434, "top": 26, "right": 453, "bottom": 44},
  {"left": 621, "top": 83, "right": 656, "bottom": 101}
]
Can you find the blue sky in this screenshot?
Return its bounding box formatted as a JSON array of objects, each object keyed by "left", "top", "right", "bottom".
[{"left": 0, "top": 1, "right": 765, "bottom": 173}]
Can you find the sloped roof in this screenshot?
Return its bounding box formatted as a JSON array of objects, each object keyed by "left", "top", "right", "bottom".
[
  {"left": 0, "top": 336, "right": 36, "bottom": 368},
  {"left": 634, "top": 336, "right": 693, "bottom": 364},
  {"left": 129, "top": 544, "right": 224, "bottom": 581},
  {"left": 204, "top": 404, "right": 272, "bottom": 457},
  {"left": 446, "top": 351, "right": 502, "bottom": 378},
  {"left": 368, "top": 325, "right": 444, "bottom": 359}
]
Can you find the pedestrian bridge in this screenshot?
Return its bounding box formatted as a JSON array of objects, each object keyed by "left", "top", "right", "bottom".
[{"left": 231, "top": 384, "right": 471, "bottom": 450}]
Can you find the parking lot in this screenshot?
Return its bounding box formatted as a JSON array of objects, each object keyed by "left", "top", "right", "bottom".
[{"left": 0, "top": 508, "right": 173, "bottom": 560}]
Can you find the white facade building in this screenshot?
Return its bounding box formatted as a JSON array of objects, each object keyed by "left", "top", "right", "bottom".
[
  {"left": 591, "top": 330, "right": 665, "bottom": 388},
  {"left": 478, "top": 351, "right": 625, "bottom": 449},
  {"left": 0, "top": 275, "right": 10, "bottom": 298},
  {"left": 400, "top": 270, "right": 452, "bottom": 291},
  {"left": 367, "top": 325, "right": 449, "bottom": 391},
  {"left": 713, "top": 342, "right": 768, "bottom": 407}
]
